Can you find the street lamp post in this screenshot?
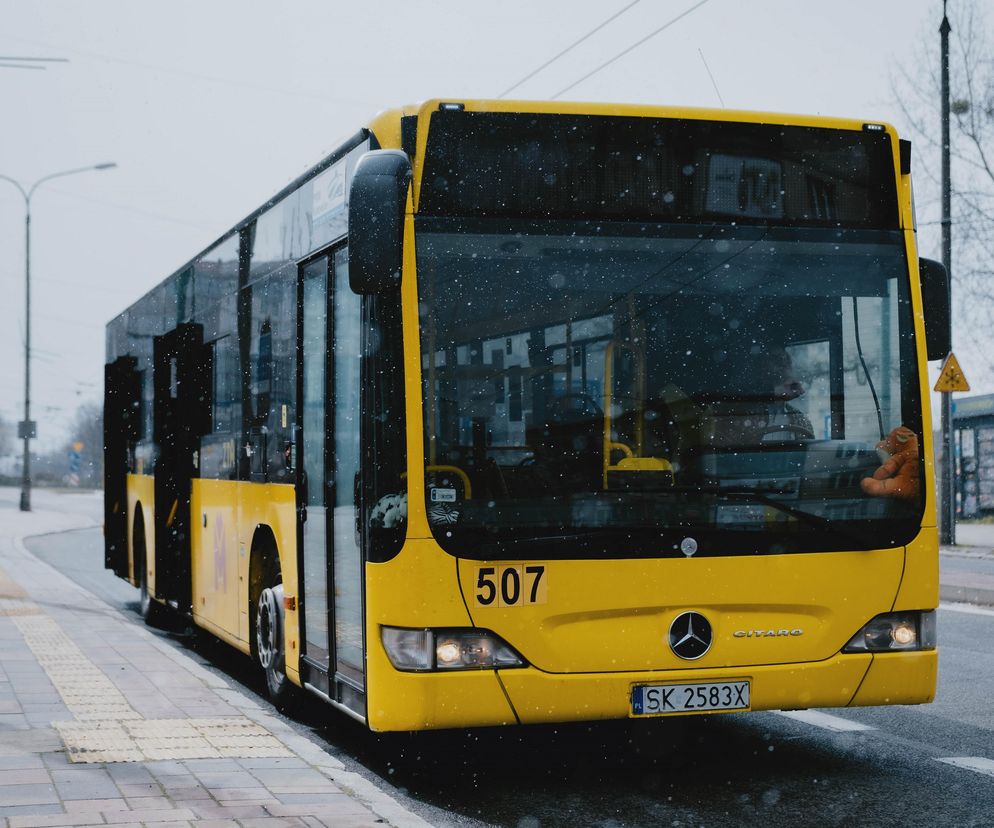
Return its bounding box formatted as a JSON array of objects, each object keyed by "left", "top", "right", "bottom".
[
  {"left": 939, "top": 3, "right": 955, "bottom": 545},
  {"left": 0, "top": 163, "right": 116, "bottom": 512}
]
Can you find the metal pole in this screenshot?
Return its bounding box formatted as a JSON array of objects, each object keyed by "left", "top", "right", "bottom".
[
  {"left": 940, "top": 2, "right": 955, "bottom": 545},
  {"left": 19, "top": 207, "right": 31, "bottom": 511},
  {"left": 0, "top": 163, "right": 116, "bottom": 511}
]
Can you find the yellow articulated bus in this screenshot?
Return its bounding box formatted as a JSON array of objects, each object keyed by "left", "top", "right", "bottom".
[{"left": 104, "top": 100, "right": 949, "bottom": 731}]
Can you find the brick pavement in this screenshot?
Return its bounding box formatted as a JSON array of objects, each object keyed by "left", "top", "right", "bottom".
[{"left": 0, "top": 498, "right": 431, "bottom": 828}]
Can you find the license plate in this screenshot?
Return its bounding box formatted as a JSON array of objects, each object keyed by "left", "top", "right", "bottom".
[{"left": 631, "top": 680, "right": 750, "bottom": 716}]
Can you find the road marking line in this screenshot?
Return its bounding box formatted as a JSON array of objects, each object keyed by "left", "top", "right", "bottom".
[
  {"left": 775, "top": 710, "right": 875, "bottom": 732},
  {"left": 937, "top": 757, "right": 994, "bottom": 778},
  {"left": 939, "top": 602, "right": 994, "bottom": 617}
]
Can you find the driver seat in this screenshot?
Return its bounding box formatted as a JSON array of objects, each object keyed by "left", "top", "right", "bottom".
[{"left": 526, "top": 394, "right": 604, "bottom": 492}]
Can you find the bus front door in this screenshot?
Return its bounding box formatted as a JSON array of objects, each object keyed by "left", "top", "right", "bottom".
[
  {"left": 299, "top": 248, "right": 366, "bottom": 712},
  {"left": 152, "top": 323, "right": 211, "bottom": 612},
  {"left": 300, "top": 257, "right": 332, "bottom": 675}
]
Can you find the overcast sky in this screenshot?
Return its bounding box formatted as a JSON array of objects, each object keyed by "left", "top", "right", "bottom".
[{"left": 0, "top": 0, "right": 963, "bottom": 452}]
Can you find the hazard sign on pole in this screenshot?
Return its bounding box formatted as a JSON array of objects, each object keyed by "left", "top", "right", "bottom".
[{"left": 934, "top": 352, "right": 970, "bottom": 392}]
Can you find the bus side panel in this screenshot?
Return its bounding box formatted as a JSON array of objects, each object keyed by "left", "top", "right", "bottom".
[
  {"left": 848, "top": 650, "right": 937, "bottom": 707},
  {"left": 365, "top": 642, "right": 518, "bottom": 732},
  {"left": 235, "top": 482, "right": 301, "bottom": 683},
  {"left": 191, "top": 479, "right": 241, "bottom": 646},
  {"left": 365, "top": 538, "right": 517, "bottom": 731},
  {"left": 126, "top": 473, "right": 155, "bottom": 590},
  {"left": 893, "top": 528, "right": 939, "bottom": 611}
]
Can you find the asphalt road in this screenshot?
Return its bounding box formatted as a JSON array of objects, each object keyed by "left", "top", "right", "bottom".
[{"left": 23, "top": 520, "right": 994, "bottom": 828}]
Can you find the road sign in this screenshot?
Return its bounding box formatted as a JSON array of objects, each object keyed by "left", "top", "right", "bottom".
[
  {"left": 935, "top": 352, "right": 970, "bottom": 393},
  {"left": 17, "top": 420, "right": 37, "bottom": 439}
]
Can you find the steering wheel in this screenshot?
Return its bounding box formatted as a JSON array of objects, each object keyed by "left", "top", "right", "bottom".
[{"left": 758, "top": 423, "right": 816, "bottom": 440}]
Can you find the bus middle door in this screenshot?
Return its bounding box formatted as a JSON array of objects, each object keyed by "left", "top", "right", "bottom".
[{"left": 152, "top": 322, "right": 212, "bottom": 612}]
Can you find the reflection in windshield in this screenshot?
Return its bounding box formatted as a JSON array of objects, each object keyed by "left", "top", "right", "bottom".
[{"left": 416, "top": 222, "right": 922, "bottom": 558}]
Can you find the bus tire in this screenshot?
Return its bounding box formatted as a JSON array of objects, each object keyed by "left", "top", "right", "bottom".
[
  {"left": 256, "top": 568, "right": 294, "bottom": 708},
  {"left": 134, "top": 509, "right": 166, "bottom": 626}
]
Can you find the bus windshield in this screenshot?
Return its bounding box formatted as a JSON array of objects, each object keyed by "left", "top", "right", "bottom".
[{"left": 415, "top": 220, "right": 922, "bottom": 559}]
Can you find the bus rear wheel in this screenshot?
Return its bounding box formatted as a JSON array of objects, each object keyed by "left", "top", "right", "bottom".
[
  {"left": 256, "top": 574, "right": 293, "bottom": 707},
  {"left": 134, "top": 511, "right": 165, "bottom": 626}
]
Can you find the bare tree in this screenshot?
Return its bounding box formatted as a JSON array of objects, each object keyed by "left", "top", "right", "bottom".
[
  {"left": 64, "top": 400, "right": 104, "bottom": 487},
  {"left": 894, "top": 1, "right": 994, "bottom": 378},
  {"left": 0, "top": 413, "right": 12, "bottom": 459}
]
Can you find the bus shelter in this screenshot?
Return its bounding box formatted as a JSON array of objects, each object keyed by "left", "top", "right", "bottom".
[{"left": 952, "top": 393, "right": 994, "bottom": 518}]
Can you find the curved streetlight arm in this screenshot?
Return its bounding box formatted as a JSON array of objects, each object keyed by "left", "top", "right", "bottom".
[
  {"left": 27, "top": 162, "right": 117, "bottom": 201},
  {"left": 0, "top": 173, "right": 28, "bottom": 203},
  {"left": 0, "top": 163, "right": 117, "bottom": 205}
]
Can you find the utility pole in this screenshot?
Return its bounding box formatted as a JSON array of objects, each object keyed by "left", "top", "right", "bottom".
[{"left": 940, "top": 1, "right": 955, "bottom": 545}]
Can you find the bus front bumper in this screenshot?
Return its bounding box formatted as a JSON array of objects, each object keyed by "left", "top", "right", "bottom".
[
  {"left": 501, "top": 649, "right": 936, "bottom": 725},
  {"left": 367, "top": 649, "right": 936, "bottom": 731}
]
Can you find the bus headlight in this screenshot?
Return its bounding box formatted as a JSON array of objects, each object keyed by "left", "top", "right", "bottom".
[
  {"left": 842, "top": 610, "right": 936, "bottom": 653},
  {"left": 381, "top": 627, "right": 526, "bottom": 671}
]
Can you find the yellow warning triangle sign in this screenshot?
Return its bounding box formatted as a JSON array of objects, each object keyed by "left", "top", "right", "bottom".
[{"left": 934, "top": 352, "right": 970, "bottom": 392}]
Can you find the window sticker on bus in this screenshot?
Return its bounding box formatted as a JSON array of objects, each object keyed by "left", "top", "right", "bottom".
[
  {"left": 475, "top": 565, "right": 547, "bottom": 608},
  {"left": 431, "top": 487, "right": 457, "bottom": 503},
  {"left": 714, "top": 504, "right": 769, "bottom": 526}
]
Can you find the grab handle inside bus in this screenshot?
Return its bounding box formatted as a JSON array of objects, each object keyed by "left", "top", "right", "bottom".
[
  {"left": 919, "top": 257, "right": 950, "bottom": 360},
  {"left": 348, "top": 149, "right": 412, "bottom": 294}
]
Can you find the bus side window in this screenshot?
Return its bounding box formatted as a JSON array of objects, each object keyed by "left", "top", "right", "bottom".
[
  {"left": 255, "top": 319, "right": 273, "bottom": 424},
  {"left": 364, "top": 287, "right": 408, "bottom": 561}
]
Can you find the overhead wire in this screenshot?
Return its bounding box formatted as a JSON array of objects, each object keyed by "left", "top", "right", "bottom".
[
  {"left": 2, "top": 34, "right": 365, "bottom": 106},
  {"left": 552, "top": 0, "right": 711, "bottom": 99},
  {"left": 41, "top": 186, "right": 218, "bottom": 231},
  {"left": 498, "top": 0, "right": 642, "bottom": 99},
  {"left": 0, "top": 55, "right": 68, "bottom": 70},
  {"left": 698, "top": 48, "right": 725, "bottom": 108}
]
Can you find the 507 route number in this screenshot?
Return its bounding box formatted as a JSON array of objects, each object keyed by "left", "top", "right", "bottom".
[{"left": 474, "top": 564, "right": 547, "bottom": 607}]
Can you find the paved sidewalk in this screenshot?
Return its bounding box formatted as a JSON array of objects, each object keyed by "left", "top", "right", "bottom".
[{"left": 0, "top": 500, "right": 430, "bottom": 828}]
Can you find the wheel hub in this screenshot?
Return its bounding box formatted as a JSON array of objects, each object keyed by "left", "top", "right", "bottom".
[{"left": 256, "top": 583, "right": 284, "bottom": 670}]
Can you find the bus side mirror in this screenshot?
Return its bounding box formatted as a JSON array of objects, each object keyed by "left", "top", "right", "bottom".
[
  {"left": 348, "top": 150, "right": 412, "bottom": 294},
  {"left": 919, "top": 257, "right": 951, "bottom": 360}
]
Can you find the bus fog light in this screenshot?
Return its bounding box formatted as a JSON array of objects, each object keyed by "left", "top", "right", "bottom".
[
  {"left": 842, "top": 610, "right": 936, "bottom": 653},
  {"left": 381, "top": 627, "right": 526, "bottom": 671}
]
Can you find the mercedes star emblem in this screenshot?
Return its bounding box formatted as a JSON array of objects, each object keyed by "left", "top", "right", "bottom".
[{"left": 669, "top": 611, "right": 713, "bottom": 660}]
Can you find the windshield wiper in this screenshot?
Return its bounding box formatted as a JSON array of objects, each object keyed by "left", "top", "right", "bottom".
[{"left": 663, "top": 484, "right": 875, "bottom": 551}]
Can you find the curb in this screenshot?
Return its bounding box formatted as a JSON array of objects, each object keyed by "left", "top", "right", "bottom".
[
  {"left": 939, "top": 584, "right": 994, "bottom": 608},
  {"left": 11, "top": 518, "right": 433, "bottom": 828}
]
